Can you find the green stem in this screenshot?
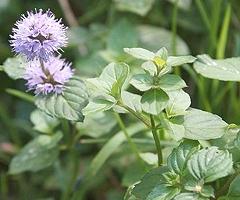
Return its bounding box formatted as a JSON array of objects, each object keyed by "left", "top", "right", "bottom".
[
  {"left": 119, "top": 103, "right": 151, "bottom": 128},
  {"left": 150, "top": 115, "right": 163, "bottom": 166},
  {"left": 171, "top": 0, "right": 178, "bottom": 56},
  {"left": 61, "top": 123, "right": 79, "bottom": 200},
  {"left": 114, "top": 113, "right": 147, "bottom": 170},
  {"left": 216, "top": 3, "right": 231, "bottom": 59}
]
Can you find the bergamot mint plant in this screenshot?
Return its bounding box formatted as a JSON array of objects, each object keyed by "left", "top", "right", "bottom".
[{"left": 2, "top": 5, "right": 240, "bottom": 200}]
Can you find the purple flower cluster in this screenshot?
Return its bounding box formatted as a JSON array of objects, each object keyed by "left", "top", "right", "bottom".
[
  {"left": 24, "top": 56, "right": 74, "bottom": 95},
  {"left": 10, "top": 9, "right": 74, "bottom": 95},
  {"left": 10, "top": 9, "right": 67, "bottom": 61}
]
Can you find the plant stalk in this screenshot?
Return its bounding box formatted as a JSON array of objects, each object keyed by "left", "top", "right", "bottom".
[{"left": 150, "top": 115, "right": 163, "bottom": 166}]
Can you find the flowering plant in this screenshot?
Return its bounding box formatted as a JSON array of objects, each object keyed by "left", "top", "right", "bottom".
[{"left": 1, "top": 5, "right": 240, "bottom": 200}]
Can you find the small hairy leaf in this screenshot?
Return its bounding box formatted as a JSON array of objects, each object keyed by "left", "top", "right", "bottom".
[
  {"left": 159, "top": 74, "right": 187, "bottom": 92},
  {"left": 141, "top": 89, "right": 169, "bottom": 115},
  {"left": 130, "top": 73, "right": 153, "bottom": 91},
  {"left": 36, "top": 77, "right": 89, "bottom": 122},
  {"left": 187, "top": 147, "right": 233, "bottom": 183},
  {"left": 166, "top": 89, "right": 191, "bottom": 117},
  {"left": 124, "top": 47, "right": 155, "bottom": 60},
  {"left": 167, "top": 140, "right": 200, "bottom": 175},
  {"left": 167, "top": 55, "right": 196, "bottom": 67},
  {"left": 9, "top": 132, "right": 62, "bottom": 174}
]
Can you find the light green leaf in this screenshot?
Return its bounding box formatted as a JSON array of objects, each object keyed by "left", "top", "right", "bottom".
[
  {"left": 121, "top": 91, "right": 142, "bottom": 112},
  {"left": 227, "top": 175, "right": 240, "bottom": 198},
  {"left": 82, "top": 98, "right": 116, "bottom": 115},
  {"left": 30, "top": 109, "right": 59, "bottom": 134},
  {"left": 167, "top": 140, "right": 200, "bottom": 175},
  {"left": 114, "top": 0, "right": 155, "bottom": 16},
  {"left": 159, "top": 74, "right": 187, "bottom": 92},
  {"left": 132, "top": 167, "right": 169, "bottom": 199},
  {"left": 146, "top": 184, "right": 180, "bottom": 200},
  {"left": 166, "top": 89, "right": 191, "bottom": 117},
  {"left": 167, "top": 55, "right": 196, "bottom": 67},
  {"left": 107, "top": 19, "right": 138, "bottom": 53},
  {"left": 183, "top": 108, "right": 228, "bottom": 140},
  {"left": 141, "top": 89, "right": 169, "bottom": 115},
  {"left": 101, "top": 62, "right": 129, "bottom": 98},
  {"left": 35, "top": 77, "right": 88, "bottom": 122},
  {"left": 130, "top": 73, "right": 153, "bottom": 91},
  {"left": 9, "top": 132, "right": 62, "bottom": 174},
  {"left": 194, "top": 55, "right": 240, "bottom": 81},
  {"left": 187, "top": 147, "right": 233, "bottom": 183},
  {"left": 2, "top": 56, "right": 26, "bottom": 80},
  {"left": 124, "top": 47, "right": 155, "bottom": 60}
]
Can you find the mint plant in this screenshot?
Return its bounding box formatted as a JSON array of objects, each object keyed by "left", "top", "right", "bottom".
[{"left": 2, "top": 8, "right": 240, "bottom": 200}]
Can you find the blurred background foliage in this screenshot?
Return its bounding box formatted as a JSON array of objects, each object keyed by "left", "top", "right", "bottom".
[{"left": 1, "top": 0, "right": 240, "bottom": 199}]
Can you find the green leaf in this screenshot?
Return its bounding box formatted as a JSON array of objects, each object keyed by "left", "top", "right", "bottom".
[
  {"left": 124, "top": 47, "right": 155, "bottom": 60},
  {"left": 159, "top": 74, "right": 187, "bottom": 91},
  {"left": 166, "top": 89, "right": 191, "bottom": 117},
  {"left": 132, "top": 166, "right": 169, "bottom": 199},
  {"left": 183, "top": 108, "right": 228, "bottom": 140},
  {"left": 35, "top": 77, "right": 88, "bottom": 122},
  {"left": 187, "top": 147, "right": 233, "bottom": 183},
  {"left": 156, "top": 47, "right": 168, "bottom": 60},
  {"left": 122, "top": 162, "right": 147, "bottom": 187},
  {"left": 141, "top": 89, "right": 169, "bottom": 115},
  {"left": 102, "top": 62, "right": 129, "bottom": 98},
  {"left": 146, "top": 184, "right": 180, "bottom": 200},
  {"left": 121, "top": 91, "right": 142, "bottom": 112},
  {"left": 130, "top": 73, "right": 153, "bottom": 91},
  {"left": 114, "top": 0, "right": 155, "bottom": 16},
  {"left": 107, "top": 19, "right": 138, "bottom": 54},
  {"left": 164, "top": 117, "right": 185, "bottom": 141},
  {"left": 9, "top": 132, "right": 62, "bottom": 174},
  {"left": 167, "top": 140, "right": 200, "bottom": 175},
  {"left": 142, "top": 61, "right": 158, "bottom": 76},
  {"left": 227, "top": 175, "right": 240, "bottom": 198},
  {"left": 82, "top": 98, "right": 116, "bottom": 115},
  {"left": 174, "top": 193, "right": 207, "bottom": 200},
  {"left": 194, "top": 55, "right": 240, "bottom": 81},
  {"left": 30, "top": 109, "right": 59, "bottom": 134},
  {"left": 2, "top": 56, "right": 26, "bottom": 80},
  {"left": 167, "top": 55, "right": 196, "bottom": 67}
]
